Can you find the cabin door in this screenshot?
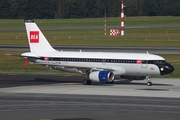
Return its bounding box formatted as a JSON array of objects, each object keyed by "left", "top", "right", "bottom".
[{"left": 141, "top": 56, "right": 148, "bottom": 68}]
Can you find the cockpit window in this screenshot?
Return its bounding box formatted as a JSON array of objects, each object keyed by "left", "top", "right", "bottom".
[
  {"left": 148, "top": 60, "right": 167, "bottom": 64},
  {"left": 154, "top": 60, "right": 167, "bottom": 64}
]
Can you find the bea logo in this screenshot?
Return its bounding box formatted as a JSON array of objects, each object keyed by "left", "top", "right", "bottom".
[{"left": 30, "top": 31, "right": 39, "bottom": 43}]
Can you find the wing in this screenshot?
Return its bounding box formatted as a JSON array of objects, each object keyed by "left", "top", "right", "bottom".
[
  {"left": 19, "top": 54, "right": 127, "bottom": 75},
  {"left": 50, "top": 64, "right": 126, "bottom": 76}
]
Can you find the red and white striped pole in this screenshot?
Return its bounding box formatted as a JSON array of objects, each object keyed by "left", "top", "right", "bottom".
[
  {"left": 121, "top": 0, "right": 125, "bottom": 36},
  {"left": 104, "top": 9, "right": 107, "bottom": 36}
]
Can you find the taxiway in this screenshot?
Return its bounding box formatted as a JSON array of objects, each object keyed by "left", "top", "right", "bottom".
[{"left": 0, "top": 75, "right": 180, "bottom": 120}]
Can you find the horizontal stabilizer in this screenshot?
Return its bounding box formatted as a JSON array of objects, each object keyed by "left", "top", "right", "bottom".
[{"left": 5, "top": 54, "right": 21, "bottom": 57}]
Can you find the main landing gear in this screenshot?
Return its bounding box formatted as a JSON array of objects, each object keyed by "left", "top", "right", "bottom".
[
  {"left": 83, "top": 79, "right": 92, "bottom": 85},
  {"left": 82, "top": 79, "right": 114, "bottom": 85},
  {"left": 146, "top": 76, "right": 152, "bottom": 86}
]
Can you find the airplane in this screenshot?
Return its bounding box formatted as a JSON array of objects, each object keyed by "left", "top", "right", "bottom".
[{"left": 21, "top": 19, "right": 174, "bottom": 86}]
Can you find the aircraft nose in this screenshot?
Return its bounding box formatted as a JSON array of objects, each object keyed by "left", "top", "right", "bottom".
[{"left": 159, "top": 63, "right": 174, "bottom": 75}]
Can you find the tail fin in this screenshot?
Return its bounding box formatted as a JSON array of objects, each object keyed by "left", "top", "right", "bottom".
[{"left": 24, "top": 20, "right": 55, "bottom": 52}]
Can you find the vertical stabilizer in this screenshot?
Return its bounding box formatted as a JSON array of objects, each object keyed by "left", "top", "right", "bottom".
[{"left": 24, "top": 20, "right": 55, "bottom": 52}]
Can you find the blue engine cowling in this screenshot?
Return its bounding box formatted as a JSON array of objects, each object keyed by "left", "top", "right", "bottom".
[{"left": 89, "top": 71, "right": 114, "bottom": 83}]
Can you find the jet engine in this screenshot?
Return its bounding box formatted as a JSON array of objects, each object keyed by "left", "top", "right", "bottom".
[
  {"left": 121, "top": 75, "right": 146, "bottom": 80},
  {"left": 89, "top": 71, "right": 114, "bottom": 83}
]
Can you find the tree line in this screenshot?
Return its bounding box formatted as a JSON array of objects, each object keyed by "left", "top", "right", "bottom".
[{"left": 0, "top": 0, "right": 179, "bottom": 19}]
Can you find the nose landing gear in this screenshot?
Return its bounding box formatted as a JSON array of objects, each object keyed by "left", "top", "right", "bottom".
[{"left": 146, "top": 76, "right": 152, "bottom": 86}]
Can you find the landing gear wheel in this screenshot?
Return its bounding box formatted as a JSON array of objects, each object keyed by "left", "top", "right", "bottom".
[
  {"left": 147, "top": 82, "right": 152, "bottom": 86},
  {"left": 83, "top": 79, "right": 92, "bottom": 85},
  {"left": 146, "top": 76, "right": 152, "bottom": 86}
]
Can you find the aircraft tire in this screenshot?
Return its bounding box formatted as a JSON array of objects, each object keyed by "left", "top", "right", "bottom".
[
  {"left": 147, "top": 82, "right": 152, "bottom": 86},
  {"left": 83, "top": 79, "right": 92, "bottom": 85}
]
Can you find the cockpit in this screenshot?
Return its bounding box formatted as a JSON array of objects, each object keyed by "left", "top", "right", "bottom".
[
  {"left": 148, "top": 60, "right": 167, "bottom": 64},
  {"left": 152, "top": 60, "right": 174, "bottom": 75}
]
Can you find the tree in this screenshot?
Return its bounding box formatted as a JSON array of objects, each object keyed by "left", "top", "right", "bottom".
[
  {"left": 25, "top": 0, "right": 56, "bottom": 19},
  {"left": 0, "top": 0, "right": 180, "bottom": 18},
  {"left": 125, "top": 0, "right": 139, "bottom": 16},
  {"left": 0, "top": 0, "right": 10, "bottom": 18}
]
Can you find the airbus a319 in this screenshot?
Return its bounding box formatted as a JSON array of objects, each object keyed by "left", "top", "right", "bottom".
[{"left": 20, "top": 20, "right": 174, "bottom": 86}]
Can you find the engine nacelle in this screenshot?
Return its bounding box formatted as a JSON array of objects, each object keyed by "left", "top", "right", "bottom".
[
  {"left": 120, "top": 75, "right": 146, "bottom": 80},
  {"left": 89, "top": 71, "right": 114, "bottom": 83}
]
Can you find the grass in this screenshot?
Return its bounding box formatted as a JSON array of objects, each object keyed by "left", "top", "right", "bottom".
[
  {"left": 1, "top": 28, "right": 180, "bottom": 46},
  {"left": 126, "top": 16, "right": 180, "bottom": 26},
  {"left": 0, "top": 16, "right": 180, "bottom": 28},
  {"left": 1, "top": 17, "right": 180, "bottom": 47}
]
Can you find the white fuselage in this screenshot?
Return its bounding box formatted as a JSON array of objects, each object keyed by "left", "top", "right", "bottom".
[{"left": 22, "top": 51, "right": 164, "bottom": 76}]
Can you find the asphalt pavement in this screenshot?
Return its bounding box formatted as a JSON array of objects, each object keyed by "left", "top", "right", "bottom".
[{"left": 0, "top": 75, "right": 180, "bottom": 120}]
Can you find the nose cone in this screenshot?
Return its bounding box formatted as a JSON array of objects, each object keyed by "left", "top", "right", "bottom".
[{"left": 159, "top": 63, "right": 174, "bottom": 75}]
